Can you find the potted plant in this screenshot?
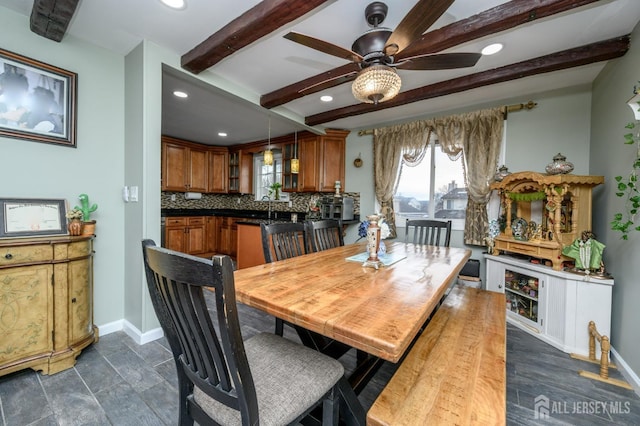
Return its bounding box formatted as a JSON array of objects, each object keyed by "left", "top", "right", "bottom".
[
  {"left": 269, "top": 182, "right": 282, "bottom": 200},
  {"left": 65, "top": 208, "right": 83, "bottom": 236},
  {"left": 74, "top": 193, "right": 98, "bottom": 236},
  {"left": 611, "top": 88, "right": 640, "bottom": 240}
]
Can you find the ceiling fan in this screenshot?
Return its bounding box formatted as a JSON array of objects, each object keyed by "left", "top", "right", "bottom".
[{"left": 284, "top": 0, "right": 482, "bottom": 104}]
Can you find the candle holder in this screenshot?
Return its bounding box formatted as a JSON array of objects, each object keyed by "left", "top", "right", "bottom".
[{"left": 363, "top": 214, "right": 382, "bottom": 269}]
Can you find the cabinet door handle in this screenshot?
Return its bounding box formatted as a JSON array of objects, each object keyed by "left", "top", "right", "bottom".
[
  {"left": 4, "top": 253, "right": 12, "bottom": 260},
  {"left": 71, "top": 297, "right": 77, "bottom": 303},
  {"left": 498, "top": 284, "right": 502, "bottom": 289}
]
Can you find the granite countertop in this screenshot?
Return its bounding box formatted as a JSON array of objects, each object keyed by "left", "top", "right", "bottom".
[{"left": 161, "top": 208, "right": 359, "bottom": 224}]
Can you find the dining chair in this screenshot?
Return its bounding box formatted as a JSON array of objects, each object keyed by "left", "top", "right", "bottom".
[
  {"left": 142, "top": 239, "right": 346, "bottom": 426},
  {"left": 305, "top": 219, "right": 344, "bottom": 252},
  {"left": 405, "top": 219, "right": 452, "bottom": 247},
  {"left": 260, "top": 222, "right": 308, "bottom": 264},
  {"left": 260, "top": 223, "right": 353, "bottom": 361}
]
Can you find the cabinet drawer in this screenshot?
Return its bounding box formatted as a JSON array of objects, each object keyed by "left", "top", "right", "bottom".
[
  {"left": 54, "top": 240, "right": 93, "bottom": 260},
  {"left": 0, "top": 244, "right": 53, "bottom": 266},
  {"left": 165, "top": 217, "right": 187, "bottom": 226},
  {"left": 188, "top": 217, "right": 205, "bottom": 226}
]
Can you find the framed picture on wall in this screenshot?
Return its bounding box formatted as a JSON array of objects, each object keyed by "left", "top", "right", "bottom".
[
  {"left": 0, "top": 198, "right": 68, "bottom": 238},
  {"left": 0, "top": 47, "right": 77, "bottom": 147}
]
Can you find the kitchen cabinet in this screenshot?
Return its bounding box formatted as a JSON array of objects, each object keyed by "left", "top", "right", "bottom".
[
  {"left": 0, "top": 236, "right": 97, "bottom": 377},
  {"left": 218, "top": 216, "right": 239, "bottom": 257},
  {"left": 297, "top": 130, "right": 348, "bottom": 192},
  {"left": 228, "top": 150, "right": 253, "bottom": 194},
  {"left": 161, "top": 137, "right": 208, "bottom": 192},
  {"left": 208, "top": 147, "right": 228, "bottom": 193},
  {"left": 490, "top": 172, "right": 603, "bottom": 270},
  {"left": 164, "top": 216, "right": 207, "bottom": 255},
  {"left": 206, "top": 216, "right": 220, "bottom": 255},
  {"left": 237, "top": 223, "right": 265, "bottom": 269},
  {"left": 282, "top": 142, "right": 299, "bottom": 192},
  {"left": 486, "top": 254, "right": 613, "bottom": 357}
]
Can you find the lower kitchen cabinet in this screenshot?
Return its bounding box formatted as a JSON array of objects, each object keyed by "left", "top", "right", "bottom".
[
  {"left": 164, "top": 216, "right": 207, "bottom": 255},
  {"left": 218, "top": 216, "right": 239, "bottom": 257},
  {"left": 0, "top": 236, "right": 97, "bottom": 377},
  {"left": 236, "top": 223, "right": 265, "bottom": 269}
]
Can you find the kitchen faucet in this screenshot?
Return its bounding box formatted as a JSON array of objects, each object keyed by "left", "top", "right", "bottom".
[{"left": 261, "top": 195, "right": 272, "bottom": 222}]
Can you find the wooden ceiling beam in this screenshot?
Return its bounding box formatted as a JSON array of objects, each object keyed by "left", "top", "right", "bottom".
[
  {"left": 30, "top": 0, "right": 80, "bottom": 42},
  {"left": 181, "top": 0, "right": 333, "bottom": 74},
  {"left": 305, "top": 35, "right": 630, "bottom": 126},
  {"left": 260, "top": 0, "right": 601, "bottom": 109}
]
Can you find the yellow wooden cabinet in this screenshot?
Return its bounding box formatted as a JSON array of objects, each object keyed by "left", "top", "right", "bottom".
[
  {"left": 490, "top": 171, "right": 603, "bottom": 270},
  {"left": 0, "top": 236, "right": 97, "bottom": 376}
]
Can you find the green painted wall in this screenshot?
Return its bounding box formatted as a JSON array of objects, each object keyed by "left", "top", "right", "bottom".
[
  {"left": 0, "top": 7, "right": 126, "bottom": 326},
  {"left": 591, "top": 23, "right": 640, "bottom": 377}
]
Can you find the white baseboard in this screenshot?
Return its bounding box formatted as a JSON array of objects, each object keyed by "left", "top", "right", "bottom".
[
  {"left": 611, "top": 346, "right": 640, "bottom": 397},
  {"left": 97, "top": 319, "right": 124, "bottom": 336},
  {"left": 123, "top": 320, "right": 164, "bottom": 345},
  {"left": 96, "top": 319, "right": 164, "bottom": 345}
]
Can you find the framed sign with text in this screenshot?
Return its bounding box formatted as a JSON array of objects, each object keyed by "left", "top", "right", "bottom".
[{"left": 0, "top": 198, "right": 68, "bottom": 238}]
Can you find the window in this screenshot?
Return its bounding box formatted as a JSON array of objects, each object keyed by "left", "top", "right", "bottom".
[
  {"left": 254, "top": 151, "right": 282, "bottom": 200},
  {"left": 393, "top": 143, "right": 467, "bottom": 230}
]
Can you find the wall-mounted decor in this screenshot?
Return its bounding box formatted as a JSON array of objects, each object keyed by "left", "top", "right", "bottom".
[
  {"left": 0, "top": 47, "right": 77, "bottom": 147},
  {"left": 0, "top": 198, "right": 68, "bottom": 238}
]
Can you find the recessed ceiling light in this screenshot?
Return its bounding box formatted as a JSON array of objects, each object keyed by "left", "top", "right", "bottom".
[
  {"left": 218, "top": 132, "right": 228, "bottom": 137},
  {"left": 482, "top": 43, "right": 503, "bottom": 56},
  {"left": 173, "top": 90, "right": 188, "bottom": 98},
  {"left": 160, "top": 0, "right": 186, "bottom": 9},
  {"left": 320, "top": 95, "right": 333, "bottom": 102}
]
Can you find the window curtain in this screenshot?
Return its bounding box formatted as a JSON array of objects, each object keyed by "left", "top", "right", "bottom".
[
  {"left": 430, "top": 107, "right": 504, "bottom": 245},
  {"left": 373, "top": 121, "right": 431, "bottom": 238}
]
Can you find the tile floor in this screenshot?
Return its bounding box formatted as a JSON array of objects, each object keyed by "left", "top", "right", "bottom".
[{"left": 1, "top": 303, "right": 639, "bottom": 425}]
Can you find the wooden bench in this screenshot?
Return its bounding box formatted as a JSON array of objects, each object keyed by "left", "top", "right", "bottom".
[{"left": 367, "top": 285, "right": 506, "bottom": 425}]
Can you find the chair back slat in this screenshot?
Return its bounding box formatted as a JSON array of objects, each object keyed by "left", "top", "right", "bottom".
[
  {"left": 406, "top": 219, "right": 452, "bottom": 247},
  {"left": 142, "top": 240, "right": 259, "bottom": 421},
  {"left": 261, "top": 222, "right": 308, "bottom": 263},
  {"left": 305, "top": 219, "right": 344, "bottom": 252}
]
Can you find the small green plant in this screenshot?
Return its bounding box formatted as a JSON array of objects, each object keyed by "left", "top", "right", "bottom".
[
  {"left": 268, "top": 182, "right": 282, "bottom": 200},
  {"left": 611, "top": 103, "right": 640, "bottom": 239},
  {"left": 65, "top": 208, "right": 83, "bottom": 221},
  {"left": 74, "top": 193, "right": 98, "bottom": 222}
]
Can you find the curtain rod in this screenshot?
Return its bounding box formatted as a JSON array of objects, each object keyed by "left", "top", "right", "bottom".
[{"left": 356, "top": 100, "right": 538, "bottom": 136}]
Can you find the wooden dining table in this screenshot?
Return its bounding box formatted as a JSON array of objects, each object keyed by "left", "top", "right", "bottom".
[{"left": 233, "top": 241, "right": 471, "bottom": 363}]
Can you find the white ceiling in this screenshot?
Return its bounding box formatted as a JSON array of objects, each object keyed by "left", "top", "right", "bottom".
[{"left": 2, "top": 0, "right": 640, "bottom": 145}]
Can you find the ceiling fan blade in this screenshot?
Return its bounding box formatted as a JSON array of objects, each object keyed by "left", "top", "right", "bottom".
[
  {"left": 299, "top": 70, "right": 359, "bottom": 95},
  {"left": 284, "top": 32, "right": 363, "bottom": 63},
  {"left": 395, "top": 52, "right": 481, "bottom": 70},
  {"left": 385, "top": 0, "right": 454, "bottom": 56}
]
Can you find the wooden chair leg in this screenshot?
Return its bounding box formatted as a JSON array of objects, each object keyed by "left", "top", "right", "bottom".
[{"left": 322, "top": 386, "right": 340, "bottom": 426}]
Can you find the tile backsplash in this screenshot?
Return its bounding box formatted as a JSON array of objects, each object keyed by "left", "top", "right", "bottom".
[{"left": 161, "top": 191, "right": 360, "bottom": 215}]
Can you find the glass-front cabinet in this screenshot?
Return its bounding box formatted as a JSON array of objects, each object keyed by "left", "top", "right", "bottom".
[
  {"left": 504, "top": 267, "right": 543, "bottom": 331},
  {"left": 282, "top": 142, "right": 299, "bottom": 191}
]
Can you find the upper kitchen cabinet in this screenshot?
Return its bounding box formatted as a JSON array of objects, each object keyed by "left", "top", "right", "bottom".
[
  {"left": 161, "top": 136, "right": 208, "bottom": 192},
  {"left": 297, "top": 130, "right": 349, "bottom": 193},
  {"left": 228, "top": 149, "right": 253, "bottom": 194},
  {"left": 208, "top": 147, "right": 228, "bottom": 193}
]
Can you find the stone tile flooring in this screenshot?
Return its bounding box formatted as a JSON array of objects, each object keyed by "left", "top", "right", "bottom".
[{"left": 1, "top": 303, "right": 639, "bottom": 425}]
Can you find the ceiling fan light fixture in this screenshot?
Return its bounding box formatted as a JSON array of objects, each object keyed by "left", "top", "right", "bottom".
[{"left": 352, "top": 64, "right": 401, "bottom": 104}]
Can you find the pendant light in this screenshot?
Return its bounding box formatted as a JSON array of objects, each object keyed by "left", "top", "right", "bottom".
[
  {"left": 291, "top": 131, "right": 299, "bottom": 174},
  {"left": 264, "top": 117, "right": 273, "bottom": 166}
]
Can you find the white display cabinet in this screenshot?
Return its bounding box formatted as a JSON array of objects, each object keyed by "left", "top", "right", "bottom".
[{"left": 486, "top": 254, "right": 613, "bottom": 357}]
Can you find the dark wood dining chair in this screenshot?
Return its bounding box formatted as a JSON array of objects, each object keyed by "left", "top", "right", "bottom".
[
  {"left": 405, "top": 219, "right": 452, "bottom": 247},
  {"left": 260, "top": 222, "right": 308, "bottom": 336},
  {"left": 260, "top": 222, "right": 308, "bottom": 264},
  {"left": 142, "top": 239, "right": 347, "bottom": 426},
  {"left": 260, "top": 222, "right": 353, "bottom": 361},
  {"left": 305, "top": 219, "right": 344, "bottom": 252}
]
